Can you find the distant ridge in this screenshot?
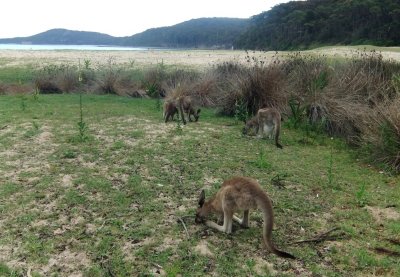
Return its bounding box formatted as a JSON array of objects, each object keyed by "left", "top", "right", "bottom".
[
  {"left": 2, "top": 0, "right": 398, "bottom": 51},
  {"left": 0, "top": 18, "right": 249, "bottom": 49},
  {"left": 123, "top": 18, "right": 249, "bottom": 48},
  {"left": 0, "top": 28, "right": 123, "bottom": 46}
]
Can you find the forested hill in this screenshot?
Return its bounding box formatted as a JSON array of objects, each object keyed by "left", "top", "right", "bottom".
[
  {"left": 0, "top": 29, "right": 122, "bottom": 45},
  {"left": 2, "top": 1, "right": 399, "bottom": 51},
  {"left": 235, "top": 0, "right": 400, "bottom": 50},
  {"left": 0, "top": 18, "right": 248, "bottom": 49},
  {"left": 123, "top": 18, "right": 249, "bottom": 48}
]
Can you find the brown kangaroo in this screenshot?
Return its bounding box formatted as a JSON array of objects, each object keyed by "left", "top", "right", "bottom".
[
  {"left": 243, "top": 107, "right": 283, "bottom": 149},
  {"left": 177, "top": 96, "right": 201, "bottom": 125},
  {"left": 195, "top": 176, "right": 295, "bottom": 259},
  {"left": 163, "top": 100, "right": 179, "bottom": 123}
]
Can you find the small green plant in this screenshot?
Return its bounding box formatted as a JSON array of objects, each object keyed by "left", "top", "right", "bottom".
[
  {"left": 271, "top": 173, "right": 289, "bottom": 188},
  {"left": 84, "top": 59, "right": 91, "bottom": 70},
  {"left": 33, "top": 87, "right": 40, "bottom": 101},
  {"left": 62, "top": 149, "right": 77, "bottom": 159},
  {"left": 24, "top": 121, "right": 40, "bottom": 138},
  {"left": 355, "top": 182, "right": 368, "bottom": 207},
  {"left": 256, "top": 147, "right": 271, "bottom": 169},
  {"left": 155, "top": 96, "right": 162, "bottom": 111},
  {"left": 20, "top": 96, "right": 27, "bottom": 111},
  {"left": 77, "top": 93, "right": 89, "bottom": 142},
  {"left": 287, "top": 98, "right": 306, "bottom": 128},
  {"left": 327, "top": 146, "right": 334, "bottom": 187},
  {"left": 234, "top": 99, "right": 249, "bottom": 124},
  {"left": 175, "top": 114, "right": 183, "bottom": 135}
]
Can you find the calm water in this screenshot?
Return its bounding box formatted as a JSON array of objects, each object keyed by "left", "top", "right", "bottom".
[{"left": 0, "top": 44, "right": 162, "bottom": 51}]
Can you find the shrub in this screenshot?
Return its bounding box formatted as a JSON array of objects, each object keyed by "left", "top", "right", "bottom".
[
  {"left": 34, "top": 64, "right": 80, "bottom": 94},
  {"left": 142, "top": 63, "right": 168, "bottom": 98},
  {"left": 95, "top": 58, "right": 121, "bottom": 94},
  {"left": 361, "top": 95, "right": 400, "bottom": 172}
]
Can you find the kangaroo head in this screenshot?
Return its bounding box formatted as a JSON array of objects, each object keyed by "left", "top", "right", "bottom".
[
  {"left": 242, "top": 126, "right": 249, "bottom": 135},
  {"left": 195, "top": 190, "right": 207, "bottom": 223}
]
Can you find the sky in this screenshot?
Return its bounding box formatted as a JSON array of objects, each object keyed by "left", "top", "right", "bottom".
[{"left": 1, "top": 0, "right": 295, "bottom": 39}]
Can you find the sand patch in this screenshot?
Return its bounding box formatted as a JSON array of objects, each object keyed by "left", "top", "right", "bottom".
[
  {"left": 61, "top": 174, "right": 73, "bottom": 187},
  {"left": 253, "top": 257, "right": 277, "bottom": 276},
  {"left": 365, "top": 206, "right": 400, "bottom": 224},
  {"left": 194, "top": 240, "right": 214, "bottom": 257},
  {"left": 40, "top": 249, "right": 91, "bottom": 276},
  {"left": 36, "top": 131, "right": 53, "bottom": 143}
]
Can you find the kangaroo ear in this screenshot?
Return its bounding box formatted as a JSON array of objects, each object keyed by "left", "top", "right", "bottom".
[{"left": 198, "top": 190, "right": 205, "bottom": 207}]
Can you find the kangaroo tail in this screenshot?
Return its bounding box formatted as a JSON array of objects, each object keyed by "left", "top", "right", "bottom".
[{"left": 260, "top": 196, "right": 295, "bottom": 259}]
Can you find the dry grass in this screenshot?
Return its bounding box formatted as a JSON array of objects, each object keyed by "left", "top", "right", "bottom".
[{"left": 1, "top": 46, "right": 399, "bottom": 70}]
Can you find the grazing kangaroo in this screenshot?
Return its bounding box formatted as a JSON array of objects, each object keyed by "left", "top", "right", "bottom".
[
  {"left": 195, "top": 176, "right": 295, "bottom": 259},
  {"left": 243, "top": 107, "right": 283, "bottom": 149},
  {"left": 163, "top": 100, "right": 179, "bottom": 123},
  {"left": 177, "top": 96, "right": 201, "bottom": 125}
]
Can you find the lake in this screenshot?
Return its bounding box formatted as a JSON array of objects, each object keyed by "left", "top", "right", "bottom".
[{"left": 0, "top": 44, "right": 163, "bottom": 51}]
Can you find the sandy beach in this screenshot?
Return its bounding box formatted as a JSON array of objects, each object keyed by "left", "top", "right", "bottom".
[
  {"left": 0, "top": 49, "right": 255, "bottom": 69},
  {"left": 0, "top": 47, "right": 399, "bottom": 70}
]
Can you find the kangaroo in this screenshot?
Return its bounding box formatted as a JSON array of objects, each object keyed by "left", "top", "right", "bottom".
[
  {"left": 243, "top": 107, "right": 283, "bottom": 149},
  {"left": 195, "top": 176, "right": 295, "bottom": 259},
  {"left": 177, "top": 96, "right": 201, "bottom": 125},
  {"left": 163, "top": 100, "right": 179, "bottom": 123}
]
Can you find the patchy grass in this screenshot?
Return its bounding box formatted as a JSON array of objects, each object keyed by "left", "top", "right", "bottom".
[{"left": 0, "top": 94, "right": 399, "bottom": 276}]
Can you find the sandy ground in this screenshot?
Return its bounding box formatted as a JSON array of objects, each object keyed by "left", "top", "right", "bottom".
[
  {"left": 0, "top": 49, "right": 253, "bottom": 69},
  {"left": 0, "top": 46, "right": 399, "bottom": 70}
]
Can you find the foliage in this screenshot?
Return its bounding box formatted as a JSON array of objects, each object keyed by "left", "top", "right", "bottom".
[
  {"left": 123, "top": 18, "right": 249, "bottom": 49},
  {"left": 236, "top": 0, "right": 400, "bottom": 50}
]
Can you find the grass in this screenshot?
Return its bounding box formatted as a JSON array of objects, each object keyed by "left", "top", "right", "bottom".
[
  {"left": 0, "top": 66, "right": 34, "bottom": 83},
  {"left": 0, "top": 94, "right": 399, "bottom": 276}
]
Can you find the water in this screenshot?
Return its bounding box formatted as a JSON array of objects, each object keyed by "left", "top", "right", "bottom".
[{"left": 0, "top": 44, "right": 163, "bottom": 51}]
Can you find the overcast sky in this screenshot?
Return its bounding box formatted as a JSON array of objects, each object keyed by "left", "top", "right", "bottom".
[{"left": 1, "top": 0, "right": 296, "bottom": 39}]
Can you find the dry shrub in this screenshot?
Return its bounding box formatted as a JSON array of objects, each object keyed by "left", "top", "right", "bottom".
[
  {"left": 360, "top": 95, "right": 400, "bottom": 172},
  {"left": 57, "top": 67, "right": 79, "bottom": 92},
  {"left": 142, "top": 65, "right": 168, "bottom": 98},
  {"left": 34, "top": 65, "right": 80, "bottom": 93},
  {"left": 312, "top": 95, "right": 368, "bottom": 144},
  {"left": 240, "top": 64, "right": 287, "bottom": 115},
  {"left": 0, "top": 82, "right": 6, "bottom": 95},
  {"left": 35, "top": 78, "right": 62, "bottom": 94},
  {"left": 331, "top": 51, "right": 397, "bottom": 107},
  {"left": 95, "top": 63, "right": 120, "bottom": 94},
  {"left": 205, "top": 60, "right": 288, "bottom": 119},
  {"left": 279, "top": 51, "right": 400, "bottom": 171},
  {"left": 165, "top": 82, "right": 192, "bottom": 101},
  {"left": 190, "top": 72, "right": 218, "bottom": 107},
  {"left": 206, "top": 61, "right": 246, "bottom": 115},
  {"left": 283, "top": 52, "right": 329, "bottom": 99}
]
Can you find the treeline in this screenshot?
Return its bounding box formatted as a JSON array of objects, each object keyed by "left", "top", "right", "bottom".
[
  {"left": 123, "top": 18, "right": 249, "bottom": 49},
  {"left": 235, "top": 0, "right": 400, "bottom": 50},
  {"left": 2, "top": 0, "right": 400, "bottom": 50}
]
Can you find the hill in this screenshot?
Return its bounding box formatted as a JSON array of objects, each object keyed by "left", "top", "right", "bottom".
[
  {"left": 123, "top": 18, "right": 249, "bottom": 49},
  {"left": 0, "top": 28, "right": 123, "bottom": 45},
  {"left": 2, "top": 0, "right": 400, "bottom": 51},
  {"left": 235, "top": 0, "right": 400, "bottom": 50},
  {"left": 0, "top": 18, "right": 249, "bottom": 49}
]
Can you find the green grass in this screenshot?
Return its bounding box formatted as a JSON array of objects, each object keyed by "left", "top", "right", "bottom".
[
  {"left": 0, "top": 66, "right": 35, "bottom": 83},
  {"left": 0, "top": 94, "right": 399, "bottom": 276}
]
